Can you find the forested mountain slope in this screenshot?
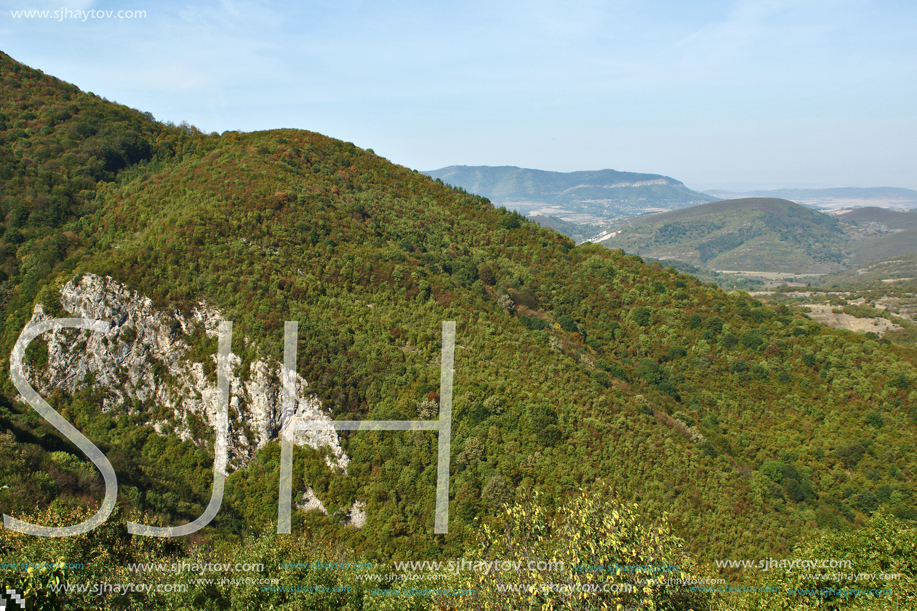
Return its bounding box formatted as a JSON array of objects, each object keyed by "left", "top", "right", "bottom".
[
  {"left": 1, "top": 50, "right": 916, "bottom": 601},
  {"left": 599, "top": 198, "right": 917, "bottom": 275},
  {"left": 599, "top": 198, "right": 850, "bottom": 273}
]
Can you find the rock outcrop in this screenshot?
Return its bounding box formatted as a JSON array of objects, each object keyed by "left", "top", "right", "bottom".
[{"left": 19, "top": 273, "right": 349, "bottom": 474}]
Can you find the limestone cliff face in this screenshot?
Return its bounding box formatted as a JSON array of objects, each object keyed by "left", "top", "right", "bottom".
[{"left": 19, "top": 273, "right": 349, "bottom": 474}]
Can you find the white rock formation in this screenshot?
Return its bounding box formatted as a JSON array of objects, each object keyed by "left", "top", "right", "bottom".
[
  {"left": 296, "top": 486, "right": 328, "bottom": 515},
  {"left": 348, "top": 501, "right": 367, "bottom": 529},
  {"left": 19, "top": 274, "right": 349, "bottom": 475}
]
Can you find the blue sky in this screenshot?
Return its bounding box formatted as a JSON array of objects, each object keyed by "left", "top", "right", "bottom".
[{"left": 1, "top": 0, "right": 915, "bottom": 190}]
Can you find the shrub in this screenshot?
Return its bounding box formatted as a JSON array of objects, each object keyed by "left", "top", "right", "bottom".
[
  {"left": 731, "top": 512, "right": 917, "bottom": 610},
  {"left": 557, "top": 314, "right": 577, "bottom": 333},
  {"left": 702, "top": 317, "right": 723, "bottom": 340},
  {"left": 519, "top": 315, "right": 546, "bottom": 330},
  {"left": 635, "top": 358, "right": 661, "bottom": 384},
  {"left": 631, "top": 306, "right": 652, "bottom": 327},
  {"left": 590, "top": 370, "right": 610, "bottom": 387},
  {"left": 833, "top": 441, "right": 867, "bottom": 469},
  {"left": 666, "top": 346, "right": 687, "bottom": 361},
  {"left": 438, "top": 487, "right": 712, "bottom": 611},
  {"left": 740, "top": 331, "right": 763, "bottom": 351},
  {"left": 729, "top": 359, "right": 749, "bottom": 374},
  {"left": 481, "top": 475, "right": 514, "bottom": 510}
]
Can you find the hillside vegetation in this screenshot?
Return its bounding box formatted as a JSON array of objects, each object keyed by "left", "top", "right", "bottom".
[
  {"left": 816, "top": 253, "right": 917, "bottom": 289},
  {"left": 600, "top": 198, "right": 917, "bottom": 278},
  {"left": 599, "top": 198, "right": 849, "bottom": 273},
  {"left": 1, "top": 51, "right": 916, "bottom": 610},
  {"left": 836, "top": 208, "right": 917, "bottom": 264}
]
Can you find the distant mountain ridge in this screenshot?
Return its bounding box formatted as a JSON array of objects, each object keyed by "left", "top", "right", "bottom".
[
  {"left": 423, "top": 165, "right": 718, "bottom": 222},
  {"left": 705, "top": 187, "right": 917, "bottom": 209}
]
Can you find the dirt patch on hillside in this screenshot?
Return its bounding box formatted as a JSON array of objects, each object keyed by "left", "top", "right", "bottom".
[{"left": 802, "top": 304, "right": 901, "bottom": 337}]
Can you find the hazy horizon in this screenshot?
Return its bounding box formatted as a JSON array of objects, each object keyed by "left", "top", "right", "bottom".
[{"left": 424, "top": 165, "right": 917, "bottom": 194}]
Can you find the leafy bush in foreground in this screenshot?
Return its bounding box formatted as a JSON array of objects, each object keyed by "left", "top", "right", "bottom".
[{"left": 438, "top": 486, "right": 712, "bottom": 610}]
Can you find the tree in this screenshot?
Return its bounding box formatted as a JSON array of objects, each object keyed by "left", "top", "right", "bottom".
[
  {"left": 730, "top": 511, "right": 916, "bottom": 611},
  {"left": 438, "top": 485, "right": 712, "bottom": 610},
  {"left": 631, "top": 306, "right": 652, "bottom": 327}
]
